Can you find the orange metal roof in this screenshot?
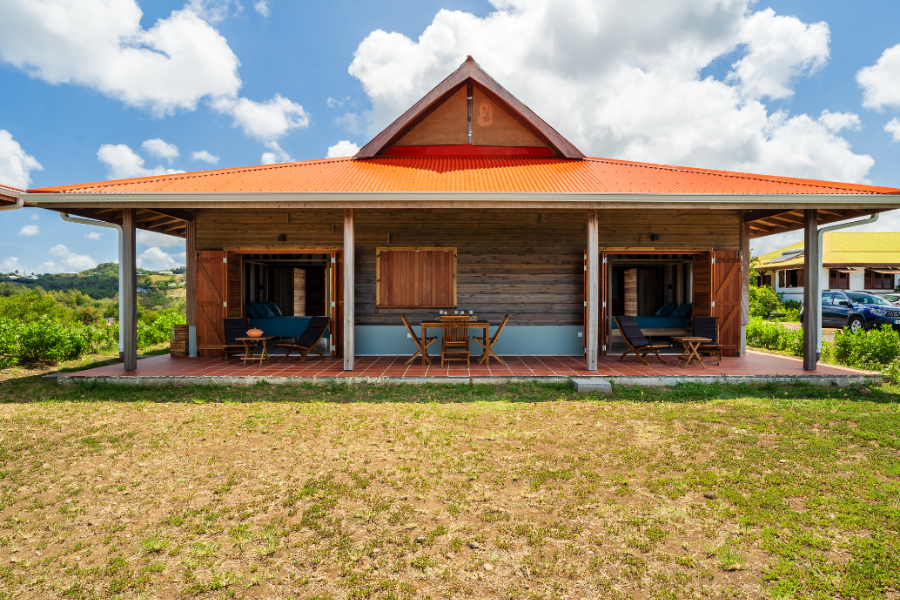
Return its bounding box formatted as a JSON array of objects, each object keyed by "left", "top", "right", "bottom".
[
  {"left": 0, "top": 183, "right": 24, "bottom": 193},
  {"left": 27, "top": 156, "right": 900, "bottom": 196}
]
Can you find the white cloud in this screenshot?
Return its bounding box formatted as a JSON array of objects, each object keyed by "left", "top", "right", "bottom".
[
  {"left": 886, "top": 118, "right": 900, "bottom": 142},
  {"left": 254, "top": 1, "right": 270, "bottom": 17},
  {"left": 97, "top": 144, "right": 186, "bottom": 180},
  {"left": 141, "top": 138, "right": 180, "bottom": 163},
  {"left": 726, "top": 8, "right": 829, "bottom": 100},
  {"left": 212, "top": 94, "right": 309, "bottom": 143},
  {"left": 0, "top": 2, "right": 241, "bottom": 116},
  {"left": 185, "top": 0, "right": 240, "bottom": 23},
  {"left": 45, "top": 244, "right": 97, "bottom": 273},
  {"left": 326, "top": 140, "right": 360, "bottom": 158},
  {"left": 818, "top": 110, "right": 861, "bottom": 133},
  {"left": 348, "top": 0, "right": 873, "bottom": 182},
  {"left": 0, "top": 130, "right": 42, "bottom": 189},
  {"left": 17, "top": 225, "right": 39, "bottom": 236},
  {"left": 137, "top": 247, "right": 185, "bottom": 271},
  {"left": 857, "top": 43, "right": 900, "bottom": 110},
  {"left": 137, "top": 230, "right": 184, "bottom": 248},
  {"left": 335, "top": 112, "right": 362, "bottom": 134},
  {"left": 192, "top": 150, "right": 220, "bottom": 164},
  {"left": 1, "top": 257, "right": 22, "bottom": 272},
  {"left": 29, "top": 213, "right": 39, "bottom": 220},
  {"left": 85, "top": 231, "right": 103, "bottom": 240}
]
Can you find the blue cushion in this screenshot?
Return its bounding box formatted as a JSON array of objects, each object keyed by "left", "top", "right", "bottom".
[
  {"left": 672, "top": 303, "right": 693, "bottom": 318},
  {"left": 254, "top": 302, "right": 275, "bottom": 318},
  {"left": 244, "top": 303, "right": 262, "bottom": 318},
  {"left": 655, "top": 302, "right": 678, "bottom": 317},
  {"left": 262, "top": 301, "right": 283, "bottom": 317}
]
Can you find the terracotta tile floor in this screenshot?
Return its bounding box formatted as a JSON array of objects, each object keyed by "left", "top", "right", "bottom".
[{"left": 64, "top": 351, "right": 876, "bottom": 379}]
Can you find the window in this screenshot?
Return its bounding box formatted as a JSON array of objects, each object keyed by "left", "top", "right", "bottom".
[
  {"left": 822, "top": 292, "right": 834, "bottom": 305},
  {"left": 829, "top": 269, "right": 849, "bottom": 290},
  {"left": 780, "top": 269, "right": 804, "bottom": 288},
  {"left": 864, "top": 269, "right": 895, "bottom": 290},
  {"left": 376, "top": 247, "right": 457, "bottom": 308}
]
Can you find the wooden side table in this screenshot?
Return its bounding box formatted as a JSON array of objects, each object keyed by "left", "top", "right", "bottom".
[
  {"left": 672, "top": 336, "right": 711, "bottom": 369},
  {"left": 235, "top": 336, "right": 273, "bottom": 366}
]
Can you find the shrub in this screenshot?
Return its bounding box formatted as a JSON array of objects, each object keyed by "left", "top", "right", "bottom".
[
  {"left": 832, "top": 325, "right": 900, "bottom": 371},
  {"left": 137, "top": 310, "right": 185, "bottom": 348},
  {"left": 749, "top": 286, "right": 782, "bottom": 318},
  {"left": 746, "top": 318, "right": 803, "bottom": 356},
  {"left": 0, "top": 318, "right": 18, "bottom": 368}
]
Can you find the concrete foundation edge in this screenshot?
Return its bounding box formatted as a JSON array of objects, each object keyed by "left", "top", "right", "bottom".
[{"left": 58, "top": 374, "right": 882, "bottom": 387}]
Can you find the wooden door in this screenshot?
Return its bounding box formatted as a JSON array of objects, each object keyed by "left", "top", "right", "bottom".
[
  {"left": 600, "top": 252, "right": 607, "bottom": 355},
  {"left": 583, "top": 250, "right": 587, "bottom": 353},
  {"left": 331, "top": 251, "right": 344, "bottom": 358},
  {"left": 712, "top": 250, "right": 741, "bottom": 357},
  {"left": 224, "top": 251, "right": 242, "bottom": 319},
  {"left": 692, "top": 253, "right": 712, "bottom": 319},
  {"left": 196, "top": 250, "right": 226, "bottom": 356}
]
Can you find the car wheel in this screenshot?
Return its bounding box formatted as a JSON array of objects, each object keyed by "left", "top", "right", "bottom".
[{"left": 848, "top": 317, "right": 865, "bottom": 333}]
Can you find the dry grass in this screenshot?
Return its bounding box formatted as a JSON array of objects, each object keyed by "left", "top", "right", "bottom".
[{"left": 0, "top": 379, "right": 897, "bottom": 599}]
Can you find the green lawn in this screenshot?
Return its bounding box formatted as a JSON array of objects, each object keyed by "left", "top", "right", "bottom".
[{"left": 0, "top": 377, "right": 897, "bottom": 599}]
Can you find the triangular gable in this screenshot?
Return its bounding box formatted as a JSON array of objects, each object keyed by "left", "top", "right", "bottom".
[{"left": 355, "top": 56, "right": 584, "bottom": 159}]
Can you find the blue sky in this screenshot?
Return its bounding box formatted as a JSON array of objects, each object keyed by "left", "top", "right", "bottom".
[{"left": 2, "top": 0, "right": 900, "bottom": 274}]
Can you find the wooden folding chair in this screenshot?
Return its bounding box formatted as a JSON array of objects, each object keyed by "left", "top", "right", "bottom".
[
  {"left": 692, "top": 317, "right": 722, "bottom": 365},
  {"left": 441, "top": 315, "right": 471, "bottom": 367},
  {"left": 401, "top": 314, "right": 436, "bottom": 366},
  {"left": 275, "top": 317, "right": 331, "bottom": 365},
  {"left": 614, "top": 315, "right": 671, "bottom": 366},
  {"left": 475, "top": 314, "right": 509, "bottom": 366}
]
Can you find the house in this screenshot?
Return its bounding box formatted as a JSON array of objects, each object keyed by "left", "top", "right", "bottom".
[
  {"left": 136, "top": 287, "right": 148, "bottom": 294},
  {"left": 16, "top": 57, "right": 900, "bottom": 373},
  {"left": 757, "top": 232, "right": 900, "bottom": 302}
]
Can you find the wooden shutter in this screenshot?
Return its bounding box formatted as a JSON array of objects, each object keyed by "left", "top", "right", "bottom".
[
  {"left": 583, "top": 250, "right": 587, "bottom": 352},
  {"left": 376, "top": 248, "right": 456, "bottom": 308},
  {"left": 196, "top": 251, "right": 226, "bottom": 356},
  {"left": 600, "top": 252, "right": 608, "bottom": 356},
  {"left": 778, "top": 270, "right": 785, "bottom": 288},
  {"left": 623, "top": 269, "right": 638, "bottom": 316},
  {"left": 225, "top": 251, "right": 242, "bottom": 318},
  {"left": 332, "top": 251, "right": 343, "bottom": 358},
  {"left": 712, "top": 250, "right": 741, "bottom": 357},
  {"left": 692, "top": 253, "right": 712, "bottom": 318},
  {"left": 796, "top": 269, "right": 804, "bottom": 287},
  {"left": 864, "top": 269, "right": 872, "bottom": 289},
  {"left": 829, "top": 269, "right": 837, "bottom": 288}
]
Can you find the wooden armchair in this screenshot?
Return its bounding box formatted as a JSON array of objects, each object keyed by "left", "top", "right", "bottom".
[
  {"left": 223, "top": 318, "right": 250, "bottom": 363},
  {"left": 475, "top": 314, "right": 509, "bottom": 366},
  {"left": 275, "top": 317, "right": 331, "bottom": 365},
  {"left": 614, "top": 315, "right": 671, "bottom": 365},
  {"left": 692, "top": 317, "right": 722, "bottom": 365},
  {"left": 401, "top": 315, "right": 436, "bottom": 366},
  {"left": 441, "top": 315, "right": 471, "bottom": 367}
]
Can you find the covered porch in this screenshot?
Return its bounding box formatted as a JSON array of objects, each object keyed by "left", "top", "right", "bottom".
[{"left": 59, "top": 350, "right": 880, "bottom": 386}]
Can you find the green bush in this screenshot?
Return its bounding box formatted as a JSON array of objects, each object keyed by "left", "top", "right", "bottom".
[
  {"left": 832, "top": 325, "right": 900, "bottom": 371},
  {"left": 749, "top": 286, "right": 782, "bottom": 318},
  {"left": 137, "top": 310, "right": 185, "bottom": 347},
  {"left": 0, "top": 318, "right": 18, "bottom": 368},
  {"left": 746, "top": 318, "right": 803, "bottom": 356}
]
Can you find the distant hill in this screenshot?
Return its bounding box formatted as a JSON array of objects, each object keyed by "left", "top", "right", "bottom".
[{"left": 2, "top": 262, "right": 185, "bottom": 300}]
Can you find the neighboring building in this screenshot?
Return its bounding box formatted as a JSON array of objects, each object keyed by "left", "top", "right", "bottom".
[
  {"left": 136, "top": 287, "right": 148, "bottom": 294},
  {"left": 757, "top": 232, "right": 900, "bottom": 302},
  {"left": 158, "top": 271, "right": 174, "bottom": 276}
]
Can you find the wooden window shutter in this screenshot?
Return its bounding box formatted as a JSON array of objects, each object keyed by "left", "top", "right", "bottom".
[
  {"left": 779, "top": 270, "right": 785, "bottom": 288},
  {"left": 376, "top": 248, "right": 457, "bottom": 308},
  {"left": 829, "top": 269, "right": 837, "bottom": 288},
  {"left": 797, "top": 269, "right": 804, "bottom": 286},
  {"left": 864, "top": 269, "right": 873, "bottom": 289}
]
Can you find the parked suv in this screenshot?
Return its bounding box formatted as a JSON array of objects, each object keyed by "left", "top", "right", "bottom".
[
  {"left": 879, "top": 292, "right": 900, "bottom": 306},
  {"left": 806, "top": 291, "right": 900, "bottom": 333}
]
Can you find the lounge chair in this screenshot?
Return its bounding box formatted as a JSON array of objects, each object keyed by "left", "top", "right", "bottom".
[
  {"left": 441, "top": 315, "right": 471, "bottom": 367},
  {"left": 614, "top": 315, "right": 671, "bottom": 365},
  {"left": 275, "top": 316, "right": 331, "bottom": 365},
  {"left": 223, "top": 318, "right": 251, "bottom": 363},
  {"left": 401, "top": 315, "right": 436, "bottom": 366},
  {"left": 692, "top": 317, "right": 722, "bottom": 365},
  {"left": 475, "top": 314, "right": 510, "bottom": 366}
]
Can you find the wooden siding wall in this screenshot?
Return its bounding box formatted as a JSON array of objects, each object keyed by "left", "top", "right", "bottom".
[{"left": 195, "top": 209, "right": 740, "bottom": 326}]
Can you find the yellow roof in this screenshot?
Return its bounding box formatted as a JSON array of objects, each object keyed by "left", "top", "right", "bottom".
[{"left": 757, "top": 232, "right": 900, "bottom": 269}]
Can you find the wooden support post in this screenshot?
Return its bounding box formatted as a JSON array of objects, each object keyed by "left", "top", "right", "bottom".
[
  {"left": 803, "top": 209, "right": 819, "bottom": 371},
  {"left": 740, "top": 211, "right": 751, "bottom": 356},
  {"left": 586, "top": 209, "right": 599, "bottom": 371},
  {"left": 343, "top": 209, "right": 355, "bottom": 371},
  {"left": 122, "top": 208, "right": 137, "bottom": 372},
  {"left": 185, "top": 213, "right": 197, "bottom": 356}
]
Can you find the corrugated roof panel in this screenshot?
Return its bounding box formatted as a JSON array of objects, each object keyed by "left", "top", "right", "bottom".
[
  {"left": 27, "top": 156, "right": 900, "bottom": 196},
  {"left": 758, "top": 233, "right": 900, "bottom": 268}
]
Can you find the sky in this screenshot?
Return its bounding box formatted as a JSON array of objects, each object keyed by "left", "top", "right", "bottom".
[{"left": 2, "top": 0, "right": 900, "bottom": 274}]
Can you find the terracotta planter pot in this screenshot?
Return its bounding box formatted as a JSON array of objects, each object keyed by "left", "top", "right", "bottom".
[{"left": 246, "top": 328, "right": 263, "bottom": 338}]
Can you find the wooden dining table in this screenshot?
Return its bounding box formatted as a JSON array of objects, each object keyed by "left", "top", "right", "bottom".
[{"left": 420, "top": 320, "right": 491, "bottom": 365}]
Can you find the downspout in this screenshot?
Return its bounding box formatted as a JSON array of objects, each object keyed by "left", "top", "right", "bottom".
[
  {"left": 816, "top": 213, "right": 880, "bottom": 359},
  {"left": 60, "top": 213, "right": 125, "bottom": 359}
]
